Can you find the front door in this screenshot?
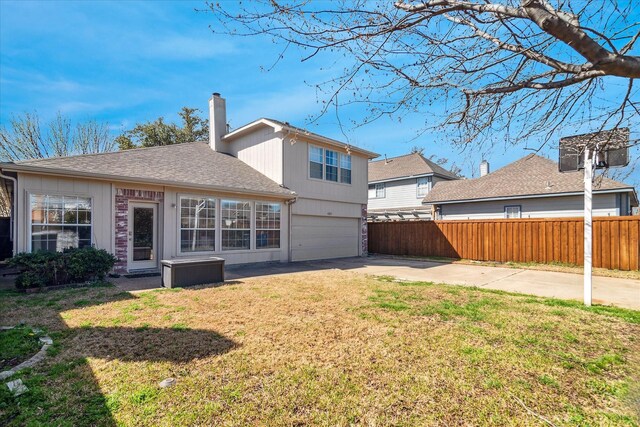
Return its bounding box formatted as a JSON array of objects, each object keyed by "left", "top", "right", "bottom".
[{"left": 128, "top": 202, "right": 158, "bottom": 271}]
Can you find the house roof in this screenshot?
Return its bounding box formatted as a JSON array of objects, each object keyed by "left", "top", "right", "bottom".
[
  {"left": 223, "top": 118, "right": 380, "bottom": 159},
  {"left": 1, "top": 142, "right": 296, "bottom": 199},
  {"left": 369, "top": 152, "right": 459, "bottom": 182},
  {"left": 423, "top": 154, "right": 637, "bottom": 205}
]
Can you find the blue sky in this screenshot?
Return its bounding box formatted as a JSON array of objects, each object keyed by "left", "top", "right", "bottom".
[{"left": 0, "top": 0, "right": 638, "bottom": 184}]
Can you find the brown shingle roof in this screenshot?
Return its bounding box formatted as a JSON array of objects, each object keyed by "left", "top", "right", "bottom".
[
  {"left": 6, "top": 142, "right": 295, "bottom": 198},
  {"left": 369, "top": 153, "right": 459, "bottom": 182},
  {"left": 423, "top": 154, "right": 635, "bottom": 204}
]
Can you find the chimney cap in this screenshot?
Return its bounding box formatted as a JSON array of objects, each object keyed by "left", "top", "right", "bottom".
[{"left": 213, "top": 92, "right": 221, "bottom": 97}]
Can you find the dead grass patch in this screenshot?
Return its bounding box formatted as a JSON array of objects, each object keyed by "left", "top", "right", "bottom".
[{"left": 1, "top": 271, "right": 639, "bottom": 426}]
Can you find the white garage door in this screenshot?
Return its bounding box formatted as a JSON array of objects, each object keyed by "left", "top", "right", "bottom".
[{"left": 291, "top": 215, "right": 360, "bottom": 261}]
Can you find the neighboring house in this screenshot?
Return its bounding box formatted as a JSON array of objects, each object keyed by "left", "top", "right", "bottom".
[
  {"left": 0, "top": 93, "right": 378, "bottom": 273},
  {"left": 367, "top": 152, "right": 459, "bottom": 220},
  {"left": 423, "top": 154, "right": 638, "bottom": 220}
]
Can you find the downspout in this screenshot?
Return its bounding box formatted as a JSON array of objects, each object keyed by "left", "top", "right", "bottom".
[
  {"left": 285, "top": 197, "right": 297, "bottom": 262},
  {"left": 0, "top": 170, "right": 17, "bottom": 256}
]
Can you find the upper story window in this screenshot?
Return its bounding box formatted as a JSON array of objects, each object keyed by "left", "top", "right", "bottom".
[
  {"left": 30, "top": 194, "right": 92, "bottom": 252},
  {"left": 309, "top": 145, "right": 352, "bottom": 184},
  {"left": 504, "top": 205, "right": 521, "bottom": 219},
  {"left": 416, "top": 177, "right": 432, "bottom": 198},
  {"left": 309, "top": 146, "right": 324, "bottom": 179},
  {"left": 340, "top": 154, "right": 352, "bottom": 184},
  {"left": 325, "top": 150, "right": 338, "bottom": 182},
  {"left": 180, "top": 196, "right": 216, "bottom": 253},
  {"left": 375, "top": 183, "right": 385, "bottom": 198}
]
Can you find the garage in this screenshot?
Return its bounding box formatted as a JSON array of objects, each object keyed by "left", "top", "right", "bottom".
[{"left": 290, "top": 215, "right": 360, "bottom": 261}]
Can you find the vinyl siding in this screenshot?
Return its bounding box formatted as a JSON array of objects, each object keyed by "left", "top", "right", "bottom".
[
  {"left": 222, "top": 126, "right": 284, "bottom": 184},
  {"left": 16, "top": 173, "right": 115, "bottom": 253},
  {"left": 439, "top": 194, "right": 620, "bottom": 220},
  {"left": 283, "top": 136, "right": 369, "bottom": 205},
  {"left": 16, "top": 173, "right": 291, "bottom": 266}
]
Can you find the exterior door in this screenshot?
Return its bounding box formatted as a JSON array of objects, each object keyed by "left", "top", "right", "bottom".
[{"left": 128, "top": 202, "right": 158, "bottom": 271}]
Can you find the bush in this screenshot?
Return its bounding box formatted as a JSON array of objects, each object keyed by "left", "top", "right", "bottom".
[{"left": 9, "top": 247, "right": 117, "bottom": 290}]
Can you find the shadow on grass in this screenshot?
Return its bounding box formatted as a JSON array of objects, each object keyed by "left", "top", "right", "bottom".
[{"left": 0, "top": 285, "right": 237, "bottom": 426}]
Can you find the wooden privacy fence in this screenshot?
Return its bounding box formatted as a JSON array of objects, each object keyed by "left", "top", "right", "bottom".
[{"left": 367, "top": 217, "right": 640, "bottom": 271}]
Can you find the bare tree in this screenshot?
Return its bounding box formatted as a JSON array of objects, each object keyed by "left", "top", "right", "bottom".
[
  {"left": 0, "top": 112, "right": 115, "bottom": 161},
  {"left": 209, "top": 0, "right": 639, "bottom": 152}
]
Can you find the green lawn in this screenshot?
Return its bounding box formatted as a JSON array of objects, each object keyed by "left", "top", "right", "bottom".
[{"left": 0, "top": 271, "right": 638, "bottom": 426}]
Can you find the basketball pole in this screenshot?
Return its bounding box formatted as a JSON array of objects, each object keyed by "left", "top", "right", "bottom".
[{"left": 584, "top": 148, "right": 593, "bottom": 307}]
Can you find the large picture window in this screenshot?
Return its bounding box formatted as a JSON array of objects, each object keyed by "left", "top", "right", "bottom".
[
  {"left": 256, "top": 203, "right": 281, "bottom": 249},
  {"left": 180, "top": 197, "right": 216, "bottom": 252},
  {"left": 221, "top": 200, "right": 251, "bottom": 250},
  {"left": 30, "top": 194, "right": 91, "bottom": 252}
]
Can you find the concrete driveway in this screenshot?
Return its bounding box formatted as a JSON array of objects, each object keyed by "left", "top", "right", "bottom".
[{"left": 115, "top": 255, "right": 640, "bottom": 310}]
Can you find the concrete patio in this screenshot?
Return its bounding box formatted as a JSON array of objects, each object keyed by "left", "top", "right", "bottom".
[{"left": 112, "top": 255, "right": 640, "bottom": 310}]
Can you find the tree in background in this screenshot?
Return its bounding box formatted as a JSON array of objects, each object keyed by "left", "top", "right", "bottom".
[
  {"left": 0, "top": 112, "right": 115, "bottom": 161},
  {"left": 210, "top": 1, "right": 639, "bottom": 154},
  {"left": 117, "top": 107, "right": 209, "bottom": 150}
]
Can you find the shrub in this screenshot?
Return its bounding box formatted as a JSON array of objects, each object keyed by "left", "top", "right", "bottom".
[{"left": 9, "top": 247, "right": 117, "bottom": 290}]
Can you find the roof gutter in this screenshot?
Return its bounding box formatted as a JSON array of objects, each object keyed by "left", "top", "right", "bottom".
[
  {"left": 1, "top": 164, "right": 297, "bottom": 200},
  {"left": 223, "top": 119, "right": 380, "bottom": 159},
  {"left": 423, "top": 188, "right": 637, "bottom": 205},
  {"left": 368, "top": 172, "right": 456, "bottom": 184}
]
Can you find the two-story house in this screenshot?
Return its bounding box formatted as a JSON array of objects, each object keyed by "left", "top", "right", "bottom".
[
  {"left": 0, "top": 93, "right": 378, "bottom": 273},
  {"left": 367, "top": 153, "right": 459, "bottom": 220}
]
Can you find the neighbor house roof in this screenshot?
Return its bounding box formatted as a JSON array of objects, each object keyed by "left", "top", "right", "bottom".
[
  {"left": 1, "top": 142, "right": 296, "bottom": 199},
  {"left": 369, "top": 152, "right": 459, "bottom": 182},
  {"left": 423, "top": 154, "right": 637, "bottom": 205},
  {"left": 223, "top": 118, "right": 380, "bottom": 159}
]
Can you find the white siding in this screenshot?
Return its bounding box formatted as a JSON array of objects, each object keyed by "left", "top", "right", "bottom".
[
  {"left": 290, "top": 215, "right": 359, "bottom": 261},
  {"left": 368, "top": 177, "right": 424, "bottom": 210},
  {"left": 223, "top": 126, "right": 284, "bottom": 184},
  {"left": 439, "top": 194, "right": 620, "bottom": 220}
]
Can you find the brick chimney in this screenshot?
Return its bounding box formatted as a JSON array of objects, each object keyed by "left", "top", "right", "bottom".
[{"left": 209, "top": 93, "right": 228, "bottom": 153}]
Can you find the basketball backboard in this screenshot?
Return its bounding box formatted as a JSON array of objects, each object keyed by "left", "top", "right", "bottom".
[{"left": 559, "top": 127, "right": 629, "bottom": 172}]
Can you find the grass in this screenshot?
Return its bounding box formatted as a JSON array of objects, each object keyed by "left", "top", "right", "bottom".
[
  {"left": 0, "top": 272, "right": 639, "bottom": 426},
  {"left": 0, "top": 326, "right": 42, "bottom": 371}
]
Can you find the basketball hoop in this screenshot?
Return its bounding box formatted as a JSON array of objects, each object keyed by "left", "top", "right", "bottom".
[{"left": 558, "top": 128, "right": 630, "bottom": 307}]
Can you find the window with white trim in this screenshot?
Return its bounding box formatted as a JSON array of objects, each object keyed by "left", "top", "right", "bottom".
[
  {"left": 221, "top": 200, "right": 251, "bottom": 250},
  {"left": 340, "top": 153, "right": 352, "bottom": 184},
  {"left": 30, "top": 194, "right": 92, "bottom": 252},
  {"left": 256, "top": 202, "right": 281, "bottom": 249},
  {"left": 309, "top": 146, "right": 324, "bottom": 179},
  {"left": 179, "top": 197, "right": 216, "bottom": 252},
  {"left": 375, "top": 183, "right": 385, "bottom": 198},
  {"left": 504, "top": 205, "right": 521, "bottom": 219},
  {"left": 309, "top": 145, "right": 352, "bottom": 184},
  {"left": 325, "top": 149, "right": 339, "bottom": 182},
  {"left": 416, "top": 177, "right": 432, "bottom": 197}
]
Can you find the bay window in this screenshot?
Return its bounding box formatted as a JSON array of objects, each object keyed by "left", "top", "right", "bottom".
[
  {"left": 256, "top": 202, "right": 281, "bottom": 249},
  {"left": 30, "top": 194, "right": 91, "bottom": 252},
  {"left": 180, "top": 197, "right": 216, "bottom": 252},
  {"left": 221, "top": 200, "right": 251, "bottom": 250}
]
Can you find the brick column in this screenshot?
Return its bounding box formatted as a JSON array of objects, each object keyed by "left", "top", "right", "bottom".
[
  {"left": 361, "top": 204, "right": 368, "bottom": 256},
  {"left": 114, "top": 188, "right": 164, "bottom": 273}
]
